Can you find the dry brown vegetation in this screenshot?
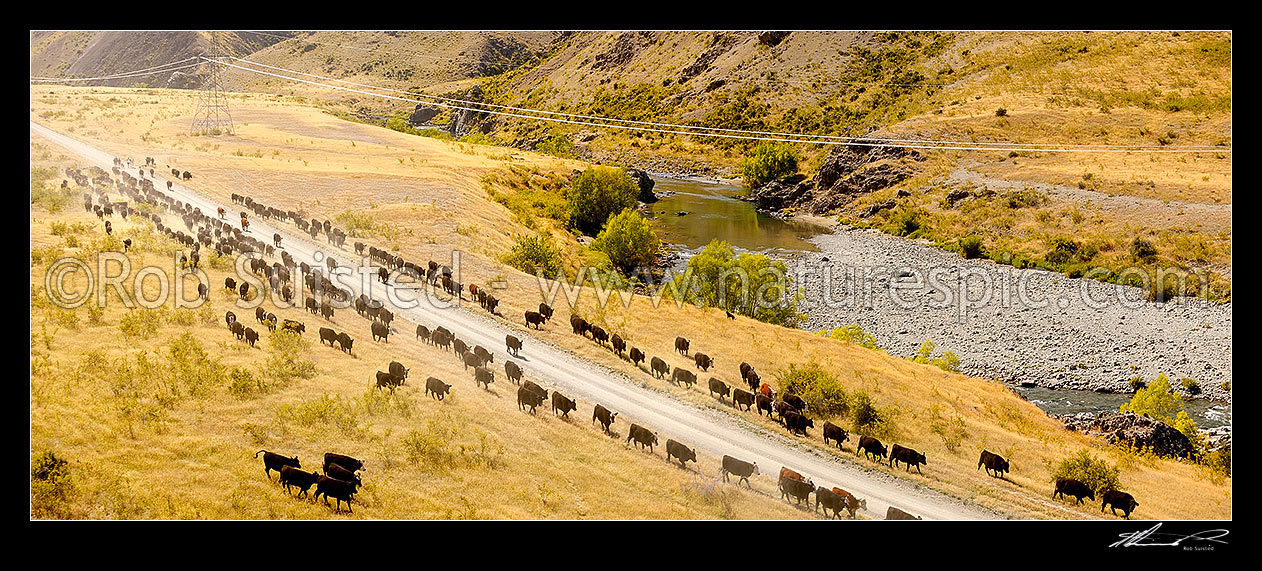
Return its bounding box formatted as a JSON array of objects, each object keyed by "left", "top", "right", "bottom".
[{"left": 31, "top": 86, "right": 1230, "bottom": 519}]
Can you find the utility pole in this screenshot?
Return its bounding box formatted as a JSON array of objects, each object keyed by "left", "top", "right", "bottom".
[{"left": 190, "top": 35, "right": 234, "bottom": 136}]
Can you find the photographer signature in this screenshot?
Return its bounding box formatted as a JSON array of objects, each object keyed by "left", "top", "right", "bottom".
[{"left": 1110, "top": 523, "right": 1229, "bottom": 548}]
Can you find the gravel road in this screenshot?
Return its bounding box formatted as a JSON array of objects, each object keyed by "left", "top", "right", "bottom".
[{"left": 32, "top": 121, "right": 1005, "bottom": 521}]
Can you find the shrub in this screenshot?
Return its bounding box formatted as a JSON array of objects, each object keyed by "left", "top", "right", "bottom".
[
  {"left": 263, "top": 330, "right": 316, "bottom": 386},
  {"left": 591, "top": 208, "right": 660, "bottom": 275},
  {"left": 1120, "top": 373, "right": 1182, "bottom": 423},
  {"left": 959, "top": 234, "right": 983, "bottom": 259},
  {"left": 739, "top": 141, "right": 800, "bottom": 187},
  {"left": 536, "top": 135, "right": 576, "bottom": 158},
  {"left": 818, "top": 324, "right": 879, "bottom": 350},
  {"left": 227, "top": 367, "right": 262, "bottom": 399},
  {"left": 1130, "top": 236, "right": 1158, "bottom": 261},
  {"left": 927, "top": 404, "right": 967, "bottom": 452},
  {"left": 1128, "top": 376, "right": 1146, "bottom": 392},
  {"left": 850, "top": 390, "right": 888, "bottom": 436},
  {"left": 775, "top": 361, "right": 850, "bottom": 419},
  {"left": 673, "top": 239, "right": 803, "bottom": 327},
  {"left": 1051, "top": 449, "right": 1121, "bottom": 495},
  {"left": 567, "top": 167, "right": 640, "bottom": 235},
  {"left": 31, "top": 450, "right": 74, "bottom": 519},
  {"left": 502, "top": 232, "right": 564, "bottom": 278},
  {"left": 913, "top": 340, "right": 961, "bottom": 372},
  {"left": 883, "top": 208, "right": 924, "bottom": 237},
  {"left": 118, "top": 309, "right": 161, "bottom": 339},
  {"left": 995, "top": 107, "right": 1008, "bottom": 117},
  {"left": 1181, "top": 377, "right": 1202, "bottom": 396}
]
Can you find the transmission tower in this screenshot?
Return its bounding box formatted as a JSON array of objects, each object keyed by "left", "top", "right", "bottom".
[{"left": 190, "top": 41, "right": 234, "bottom": 136}]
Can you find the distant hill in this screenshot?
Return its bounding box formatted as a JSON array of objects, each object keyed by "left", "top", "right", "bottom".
[{"left": 29, "top": 31, "right": 294, "bottom": 88}]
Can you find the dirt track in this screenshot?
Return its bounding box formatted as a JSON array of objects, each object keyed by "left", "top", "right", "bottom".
[{"left": 32, "top": 120, "right": 1006, "bottom": 521}]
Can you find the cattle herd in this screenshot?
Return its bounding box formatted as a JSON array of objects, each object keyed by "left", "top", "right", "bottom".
[{"left": 85, "top": 158, "right": 1140, "bottom": 520}]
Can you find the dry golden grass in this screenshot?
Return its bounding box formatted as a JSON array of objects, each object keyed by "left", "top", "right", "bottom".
[
  {"left": 30, "top": 209, "right": 824, "bottom": 520},
  {"left": 30, "top": 87, "right": 1230, "bottom": 520}
]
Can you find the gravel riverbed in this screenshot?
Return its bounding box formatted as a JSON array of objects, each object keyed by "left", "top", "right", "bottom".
[{"left": 783, "top": 223, "right": 1232, "bottom": 404}]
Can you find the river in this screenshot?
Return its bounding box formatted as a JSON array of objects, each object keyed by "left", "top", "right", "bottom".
[{"left": 643, "top": 175, "right": 1231, "bottom": 430}]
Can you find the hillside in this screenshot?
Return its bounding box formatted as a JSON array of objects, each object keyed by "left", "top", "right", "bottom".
[
  {"left": 30, "top": 86, "right": 1231, "bottom": 519},
  {"left": 30, "top": 31, "right": 294, "bottom": 88}
]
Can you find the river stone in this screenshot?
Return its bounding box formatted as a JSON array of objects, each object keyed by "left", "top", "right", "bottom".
[{"left": 627, "top": 167, "right": 658, "bottom": 203}]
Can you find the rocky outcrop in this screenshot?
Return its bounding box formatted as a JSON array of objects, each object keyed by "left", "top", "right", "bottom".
[
  {"left": 1055, "top": 411, "right": 1193, "bottom": 459},
  {"left": 409, "top": 106, "right": 442, "bottom": 126},
  {"left": 626, "top": 167, "right": 658, "bottom": 203},
  {"left": 743, "top": 144, "right": 924, "bottom": 214},
  {"left": 758, "top": 31, "right": 792, "bottom": 46}
]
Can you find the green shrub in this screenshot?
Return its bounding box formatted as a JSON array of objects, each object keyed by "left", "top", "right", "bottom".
[
  {"left": 1120, "top": 373, "right": 1182, "bottom": 423},
  {"left": 264, "top": 330, "right": 316, "bottom": 386},
  {"left": 31, "top": 450, "right": 74, "bottom": 519},
  {"left": 1051, "top": 450, "right": 1121, "bottom": 495},
  {"left": 502, "top": 232, "right": 564, "bottom": 278},
  {"left": 591, "top": 209, "right": 660, "bottom": 275},
  {"left": 818, "top": 324, "right": 880, "bottom": 350},
  {"left": 536, "top": 135, "right": 576, "bottom": 158},
  {"left": 227, "top": 367, "right": 263, "bottom": 399},
  {"left": 775, "top": 361, "right": 850, "bottom": 419},
  {"left": 883, "top": 208, "right": 924, "bottom": 237},
  {"left": 913, "top": 340, "right": 961, "bottom": 372},
  {"left": 850, "top": 390, "right": 888, "bottom": 436},
  {"left": 1180, "top": 377, "right": 1201, "bottom": 396},
  {"left": 1128, "top": 376, "right": 1146, "bottom": 392},
  {"left": 959, "top": 234, "right": 983, "bottom": 259},
  {"left": 118, "top": 309, "right": 161, "bottom": 339},
  {"left": 672, "top": 239, "right": 803, "bottom": 327},
  {"left": 1130, "top": 236, "right": 1158, "bottom": 261},
  {"left": 739, "top": 141, "right": 800, "bottom": 187},
  {"left": 567, "top": 167, "right": 640, "bottom": 235},
  {"left": 995, "top": 107, "right": 1008, "bottom": 117}
]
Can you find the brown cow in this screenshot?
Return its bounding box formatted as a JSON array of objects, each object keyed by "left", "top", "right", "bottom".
[
  {"left": 720, "top": 455, "right": 759, "bottom": 488},
  {"left": 832, "top": 487, "right": 867, "bottom": 519},
  {"left": 592, "top": 404, "right": 618, "bottom": 434},
  {"left": 665, "top": 439, "right": 696, "bottom": 468}
]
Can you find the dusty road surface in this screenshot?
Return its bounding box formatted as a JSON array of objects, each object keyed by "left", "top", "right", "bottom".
[{"left": 32, "top": 120, "right": 1005, "bottom": 521}]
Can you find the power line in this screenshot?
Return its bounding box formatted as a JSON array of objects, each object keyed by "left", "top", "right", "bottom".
[
  {"left": 218, "top": 57, "right": 1229, "bottom": 153},
  {"left": 31, "top": 58, "right": 202, "bottom": 83}
]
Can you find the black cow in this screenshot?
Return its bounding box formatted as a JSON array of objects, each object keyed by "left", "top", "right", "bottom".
[
  {"left": 626, "top": 424, "right": 658, "bottom": 453},
  {"left": 756, "top": 394, "right": 774, "bottom": 417},
  {"left": 593, "top": 404, "right": 618, "bottom": 434},
  {"left": 823, "top": 422, "right": 849, "bottom": 450},
  {"left": 505, "top": 360, "right": 523, "bottom": 385},
  {"left": 1101, "top": 490, "right": 1139, "bottom": 519},
  {"left": 694, "top": 352, "right": 714, "bottom": 371},
  {"left": 371, "top": 321, "right": 390, "bottom": 342},
  {"left": 815, "top": 486, "right": 846, "bottom": 519},
  {"left": 417, "top": 325, "right": 431, "bottom": 343},
  {"left": 319, "top": 327, "right": 339, "bottom": 347},
  {"left": 782, "top": 393, "right": 807, "bottom": 413},
  {"left": 323, "top": 453, "right": 364, "bottom": 474},
  {"left": 889, "top": 444, "right": 927, "bottom": 474},
  {"left": 474, "top": 346, "right": 493, "bottom": 365},
  {"left": 517, "top": 385, "right": 546, "bottom": 414},
  {"left": 314, "top": 475, "right": 356, "bottom": 513},
  {"left": 320, "top": 304, "right": 334, "bottom": 321},
  {"left": 740, "top": 362, "right": 753, "bottom": 382},
  {"left": 708, "top": 377, "right": 730, "bottom": 401},
  {"left": 744, "top": 369, "right": 761, "bottom": 392},
  {"left": 629, "top": 347, "right": 646, "bottom": 368},
  {"left": 376, "top": 370, "right": 404, "bottom": 391},
  {"left": 857, "top": 435, "right": 888, "bottom": 462},
  {"left": 672, "top": 368, "right": 697, "bottom": 388},
  {"left": 243, "top": 327, "right": 259, "bottom": 348},
  {"left": 278, "top": 466, "right": 320, "bottom": 498},
  {"left": 779, "top": 475, "right": 813, "bottom": 506},
  {"left": 336, "top": 332, "right": 354, "bottom": 354},
  {"left": 611, "top": 334, "right": 626, "bottom": 357},
  {"left": 525, "top": 311, "right": 545, "bottom": 329},
  {"left": 674, "top": 336, "right": 689, "bottom": 355},
  {"left": 521, "top": 380, "right": 547, "bottom": 400},
  {"left": 255, "top": 450, "right": 300, "bottom": 479},
  {"left": 651, "top": 357, "right": 670, "bottom": 379},
  {"left": 324, "top": 463, "right": 363, "bottom": 489},
  {"left": 978, "top": 450, "right": 1010, "bottom": 478},
  {"left": 551, "top": 391, "right": 577, "bottom": 418},
  {"left": 886, "top": 506, "right": 923, "bottom": 520},
  {"left": 665, "top": 439, "right": 696, "bottom": 468},
  {"left": 732, "top": 388, "right": 755, "bottom": 411},
  {"left": 590, "top": 326, "right": 609, "bottom": 346},
  {"left": 570, "top": 315, "right": 589, "bottom": 336},
  {"left": 506, "top": 335, "right": 523, "bottom": 357},
  {"left": 230, "top": 321, "right": 245, "bottom": 340},
  {"left": 475, "top": 366, "right": 494, "bottom": 389},
  {"left": 721, "top": 455, "right": 759, "bottom": 488},
  {"left": 783, "top": 410, "right": 814, "bottom": 436},
  {"left": 426, "top": 377, "right": 452, "bottom": 400},
  {"left": 463, "top": 352, "right": 483, "bottom": 371},
  {"left": 1053, "top": 478, "right": 1095, "bottom": 505}
]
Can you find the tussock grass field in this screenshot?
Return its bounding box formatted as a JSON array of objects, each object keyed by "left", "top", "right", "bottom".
[{"left": 31, "top": 86, "right": 1230, "bottom": 519}]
